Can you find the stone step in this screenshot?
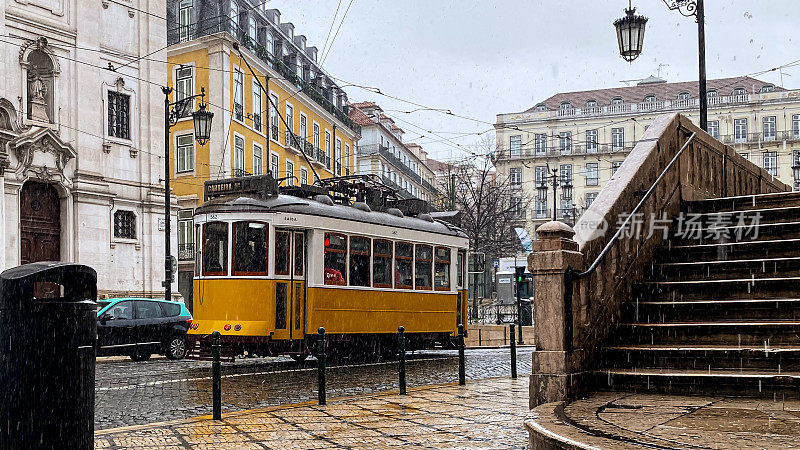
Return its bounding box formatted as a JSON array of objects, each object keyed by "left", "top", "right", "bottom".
[
  {"left": 635, "top": 276, "right": 800, "bottom": 300},
  {"left": 656, "top": 238, "right": 800, "bottom": 263},
  {"left": 684, "top": 204, "right": 800, "bottom": 224},
  {"left": 668, "top": 220, "right": 800, "bottom": 246},
  {"left": 622, "top": 297, "right": 800, "bottom": 322},
  {"left": 616, "top": 321, "right": 800, "bottom": 346},
  {"left": 602, "top": 345, "right": 800, "bottom": 371},
  {"left": 685, "top": 191, "right": 800, "bottom": 214},
  {"left": 592, "top": 368, "right": 800, "bottom": 398},
  {"left": 649, "top": 256, "right": 800, "bottom": 281}
]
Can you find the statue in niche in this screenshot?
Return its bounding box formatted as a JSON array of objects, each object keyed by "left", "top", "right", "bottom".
[{"left": 25, "top": 49, "right": 55, "bottom": 123}]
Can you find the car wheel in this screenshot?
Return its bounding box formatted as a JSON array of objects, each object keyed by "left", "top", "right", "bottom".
[
  {"left": 166, "top": 335, "right": 187, "bottom": 360},
  {"left": 130, "top": 350, "right": 151, "bottom": 362}
]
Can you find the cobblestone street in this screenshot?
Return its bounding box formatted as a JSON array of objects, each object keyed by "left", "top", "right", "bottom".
[
  {"left": 95, "top": 347, "right": 533, "bottom": 430},
  {"left": 95, "top": 376, "right": 531, "bottom": 449}
]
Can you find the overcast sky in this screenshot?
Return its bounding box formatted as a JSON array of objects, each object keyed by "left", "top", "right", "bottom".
[{"left": 272, "top": 0, "right": 799, "bottom": 161}]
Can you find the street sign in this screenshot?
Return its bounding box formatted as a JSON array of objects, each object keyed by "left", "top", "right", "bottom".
[
  {"left": 158, "top": 218, "right": 166, "bottom": 231},
  {"left": 493, "top": 259, "right": 500, "bottom": 269}
]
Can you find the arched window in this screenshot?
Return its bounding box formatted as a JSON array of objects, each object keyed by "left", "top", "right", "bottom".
[
  {"left": 611, "top": 97, "right": 623, "bottom": 105},
  {"left": 266, "top": 31, "right": 274, "bottom": 56},
  {"left": 707, "top": 90, "right": 717, "bottom": 98},
  {"left": 732, "top": 87, "right": 745, "bottom": 96},
  {"left": 761, "top": 85, "right": 775, "bottom": 93},
  {"left": 585, "top": 99, "right": 597, "bottom": 108},
  {"left": 677, "top": 92, "right": 690, "bottom": 100},
  {"left": 644, "top": 94, "right": 656, "bottom": 102},
  {"left": 560, "top": 101, "right": 572, "bottom": 110},
  {"left": 535, "top": 104, "right": 547, "bottom": 112}
]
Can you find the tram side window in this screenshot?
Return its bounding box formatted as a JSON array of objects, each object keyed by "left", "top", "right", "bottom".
[
  {"left": 275, "top": 230, "right": 290, "bottom": 275},
  {"left": 324, "top": 233, "right": 347, "bottom": 285},
  {"left": 195, "top": 225, "right": 202, "bottom": 274},
  {"left": 415, "top": 244, "right": 433, "bottom": 290},
  {"left": 203, "top": 222, "right": 228, "bottom": 275},
  {"left": 349, "top": 236, "right": 371, "bottom": 287},
  {"left": 457, "top": 251, "right": 465, "bottom": 289},
  {"left": 395, "top": 242, "right": 413, "bottom": 289},
  {"left": 434, "top": 247, "right": 451, "bottom": 291},
  {"left": 373, "top": 239, "right": 393, "bottom": 288},
  {"left": 233, "top": 222, "right": 268, "bottom": 275}
]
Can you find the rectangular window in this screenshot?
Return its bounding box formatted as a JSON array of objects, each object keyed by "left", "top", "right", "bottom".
[
  {"left": 509, "top": 135, "right": 522, "bottom": 156},
  {"left": 285, "top": 104, "right": 294, "bottom": 138},
  {"left": 335, "top": 138, "right": 342, "bottom": 175},
  {"left": 178, "top": 210, "right": 194, "bottom": 260},
  {"left": 274, "top": 230, "right": 290, "bottom": 275},
  {"left": 734, "top": 118, "right": 748, "bottom": 142},
  {"left": 248, "top": 16, "right": 256, "bottom": 43},
  {"left": 324, "top": 233, "right": 347, "bottom": 285},
  {"left": 373, "top": 239, "right": 392, "bottom": 288},
  {"left": 586, "top": 192, "right": 598, "bottom": 208},
  {"left": 585, "top": 162, "right": 598, "bottom": 186},
  {"left": 234, "top": 135, "right": 245, "bottom": 176},
  {"left": 253, "top": 143, "right": 262, "bottom": 175},
  {"left": 509, "top": 167, "right": 522, "bottom": 188},
  {"left": 612, "top": 161, "right": 623, "bottom": 174},
  {"left": 560, "top": 164, "right": 573, "bottom": 184},
  {"left": 707, "top": 120, "right": 719, "bottom": 139},
  {"left": 534, "top": 133, "right": 547, "bottom": 156},
  {"left": 535, "top": 196, "right": 548, "bottom": 219},
  {"left": 313, "top": 123, "right": 320, "bottom": 151},
  {"left": 108, "top": 91, "right": 130, "bottom": 139},
  {"left": 294, "top": 232, "right": 304, "bottom": 277},
  {"left": 229, "top": 0, "right": 238, "bottom": 30},
  {"left": 233, "top": 67, "right": 244, "bottom": 122},
  {"left": 114, "top": 210, "right": 136, "bottom": 239},
  {"left": 275, "top": 282, "right": 287, "bottom": 329},
  {"left": 325, "top": 131, "right": 332, "bottom": 170},
  {"left": 252, "top": 81, "right": 262, "bottom": 131},
  {"left": 434, "top": 247, "right": 451, "bottom": 291},
  {"left": 739, "top": 152, "right": 750, "bottom": 161},
  {"left": 763, "top": 151, "right": 778, "bottom": 176},
  {"left": 586, "top": 129, "right": 598, "bottom": 153},
  {"left": 559, "top": 132, "right": 572, "bottom": 154},
  {"left": 300, "top": 168, "right": 308, "bottom": 186},
  {"left": 345, "top": 144, "right": 350, "bottom": 175},
  {"left": 763, "top": 116, "right": 777, "bottom": 141},
  {"left": 349, "top": 236, "right": 370, "bottom": 287},
  {"left": 611, "top": 127, "right": 624, "bottom": 149},
  {"left": 270, "top": 153, "right": 279, "bottom": 177},
  {"left": 415, "top": 245, "right": 433, "bottom": 290},
  {"left": 176, "top": 135, "right": 194, "bottom": 173},
  {"left": 203, "top": 222, "right": 228, "bottom": 276},
  {"left": 175, "top": 66, "right": 193, "bottom": 117},
  {"left": 300, "top": 113, "right": 307, "bottom": 143},
  {"left": 178, "top": 0, "right": 193, "bottom": 42},
  {"left": 793, "top": 114, "right": 800, "bottom": 139},
  {"left": 270, "top": 94, "right": 279, "bottom": 140},
  {"left": 233, "top": 221, "right": 267, "bottom": 275},
  {"left": 286, "top": 160, "right": 294, "bottom": 185},
  {"left": 394, "top": 242, "right": 413, "bottom": 289}
]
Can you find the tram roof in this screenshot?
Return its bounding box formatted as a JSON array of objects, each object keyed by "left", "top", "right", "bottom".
[{"left": 195, "top": 194, "right": 468, "bottom": 239}]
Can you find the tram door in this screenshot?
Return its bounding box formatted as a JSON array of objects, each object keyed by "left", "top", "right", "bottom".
[{"left": 273, "top": 228, "right": 307, "bottom": 341}]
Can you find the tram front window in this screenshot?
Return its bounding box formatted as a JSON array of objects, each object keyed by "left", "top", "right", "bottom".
[
  {"left": 203, "top": 222, "right": 228, "bottom": 275},
  {"left": 233, "top": 222, "right": 268, "bottom": 275},
  {"left": 324, "top": 233, "right": 347, "bottom": 285}
]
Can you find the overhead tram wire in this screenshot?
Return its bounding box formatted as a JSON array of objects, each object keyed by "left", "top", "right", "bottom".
[
  {"left": 318, "top": 0, "right": 343, "bottom": 65},
  {"left": 320, "top": 0, "right": 354, "bottom": 67}
]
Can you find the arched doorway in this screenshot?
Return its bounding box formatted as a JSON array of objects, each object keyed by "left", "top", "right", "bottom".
[{"left": 20, "top": 181, "right": 61, "bottom": 264}]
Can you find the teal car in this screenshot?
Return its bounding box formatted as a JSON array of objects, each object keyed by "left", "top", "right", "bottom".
[{"left": 96, "top": 298, "right": 193, "bottom": 361}]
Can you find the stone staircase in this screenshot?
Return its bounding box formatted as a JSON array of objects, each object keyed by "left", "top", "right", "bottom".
[{"left": 597, "top": 191, "right": 800, "bottom": 398}]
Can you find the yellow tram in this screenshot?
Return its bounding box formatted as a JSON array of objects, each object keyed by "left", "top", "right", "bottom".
[{"left": 187, "top": 174, "right": 469, "bottom": 360}]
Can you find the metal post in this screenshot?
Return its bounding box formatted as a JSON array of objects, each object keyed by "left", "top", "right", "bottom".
[
  {"left": 162, "top": 88, "right": 173, "bottom": 302},
  {"left": 516, "top": 270, "right": 523, "bottom": 345},
  {"left": 551, "top": 171, "right": 558, "bottom": 221},
  {"left": 317, "top": 327, "right": 326, "bottom": 405},
  {"left": 211, "top": 330, "right": 221, "bottom": 420},
  {"left": 398, "top": 326, "right": 406, "bottom": 395},
  {"left": 509, "top": 324, "right": 517, "bottom": 379},
  {"left": 697, "top": 0, "right": 707, "bottom": 131},
  {"left": 457, "top": 323, "right": 466, "bottom": 385}
]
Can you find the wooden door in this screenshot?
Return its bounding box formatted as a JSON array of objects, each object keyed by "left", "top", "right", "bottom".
[{"left": 20, "top": 181, "right": 60, "bottom": 264}]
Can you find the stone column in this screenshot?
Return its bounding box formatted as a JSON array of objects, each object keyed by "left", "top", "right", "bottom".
[{"left": 527, "top": 221, "right": 584, "bottom": 408}]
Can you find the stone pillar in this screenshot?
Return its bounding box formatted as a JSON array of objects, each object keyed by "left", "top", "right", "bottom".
[{"left": 527, "top": 221, "right": 584, "bottom": 408}]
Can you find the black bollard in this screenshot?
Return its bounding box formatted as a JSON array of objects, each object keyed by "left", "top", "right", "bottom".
[
  {"left": 211, "top": 330, "right": 222, "bottom": 420},
  {"left": 398, "top": 326, "right": 407, "bottom": 395},
  {"left": 457, "top": 323, "right": 466, "bottom": 385},
  {"left": 317, "top": 327, "right": 326, "bottom": 405},
  {"left": 509, "top": 324, "right": 517, "bottom": 379}
]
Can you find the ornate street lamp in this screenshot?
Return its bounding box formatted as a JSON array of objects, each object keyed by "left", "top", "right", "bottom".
[
  {"left": 613, "top": 3, "right": 648, "bottom": 63},
  {"left": 536, "top": 181, "right": 548, "bottom": 202},
  {"left": 793, "top": 161, "right": 800, "bottom": 191},
  {"left": 561, "top": 180, "right": 574, "bottom": 202},
  {"left": 614, "top": 0, "right": 707, "bottom": 130},
  {"left": 161, "top": 85, "right": 214, "bottom": 302}
]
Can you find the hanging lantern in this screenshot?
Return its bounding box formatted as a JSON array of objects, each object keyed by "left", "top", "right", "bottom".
[
  {"left": 561, "top": 180, "right": 573, "bottom": 201},
  {"left": 192, "top": 103, "right": 214, "bottom": 146},
  {"left": 536, "top": 181, "right": 548, "bottom": 201},
  {"left": 614, "top": 5, "right": 648, "bottom": 63}
]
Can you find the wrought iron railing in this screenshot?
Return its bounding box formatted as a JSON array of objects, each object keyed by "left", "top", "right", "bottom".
[{"left": 178, "top": 243, "right": 195, "bottom": 261}]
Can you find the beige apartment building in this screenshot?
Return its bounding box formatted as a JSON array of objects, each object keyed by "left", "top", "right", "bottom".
[{"left": 494, "top": 75, "right": 800, "bottom": 236}]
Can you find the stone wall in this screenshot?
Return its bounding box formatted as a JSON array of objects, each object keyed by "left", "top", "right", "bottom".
[{"left": 527, "top": 113, "right": 790, "bottom": 406}]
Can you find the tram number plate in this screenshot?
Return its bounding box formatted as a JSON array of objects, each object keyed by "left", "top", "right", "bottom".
[{"left": 208, "top": 214, "right": 218, "bottom": 219}]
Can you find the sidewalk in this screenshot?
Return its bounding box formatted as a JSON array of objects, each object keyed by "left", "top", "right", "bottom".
[{"left": 95, "top": 377, "right": 530, "bottom": 449}]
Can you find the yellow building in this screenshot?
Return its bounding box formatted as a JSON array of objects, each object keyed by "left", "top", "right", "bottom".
[{"left": 166, "top": 4, "right": 360, "bottom": 301}]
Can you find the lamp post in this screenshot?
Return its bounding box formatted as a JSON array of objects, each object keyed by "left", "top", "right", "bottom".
[
  {"left": 793, "top": 161, "right": 800, "bottom": 191},
  {"left": 161, "top": 86, "right": 213, "bottom": 302},
  {"left": 536, "top": 165, "right": 573, "bottom": 222},
  {"left": 614, "top": 0, "right": 707, "bottom": 131}
]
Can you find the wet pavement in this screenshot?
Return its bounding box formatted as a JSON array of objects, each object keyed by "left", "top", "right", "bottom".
[
  {"left": 528, "top": 391, "right": 800, "bottom": 449},
  {"left": 95, "top": 347, "right": 533, "bottom": 431},
  {"left": 95, "top": 376, "right": 531, "bottom": 449}
]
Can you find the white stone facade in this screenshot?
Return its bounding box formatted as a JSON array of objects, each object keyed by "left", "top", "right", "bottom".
[{"left": 0, "top": 0, "right": 175, "bottom": 297}]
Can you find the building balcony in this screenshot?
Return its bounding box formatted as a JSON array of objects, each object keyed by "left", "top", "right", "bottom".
[
  {"left": 719, "top": 130, "right": 800, "bottom": 146},
  {"left": 359, "top": 144, "right": 423, "bottom": 185},
  {"left": 381, "top": 175, "right": 414, "bottom": 199},
  {"left": 497, "top": 142, "right": 636, "bottom": 160},
  {"left": 178, "top": 243, "right": 195, "bottom": 261}
]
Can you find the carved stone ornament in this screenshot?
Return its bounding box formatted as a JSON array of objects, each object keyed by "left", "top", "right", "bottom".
[{"left": 9, "top": 127, "right": 76, "bottom": 185}]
